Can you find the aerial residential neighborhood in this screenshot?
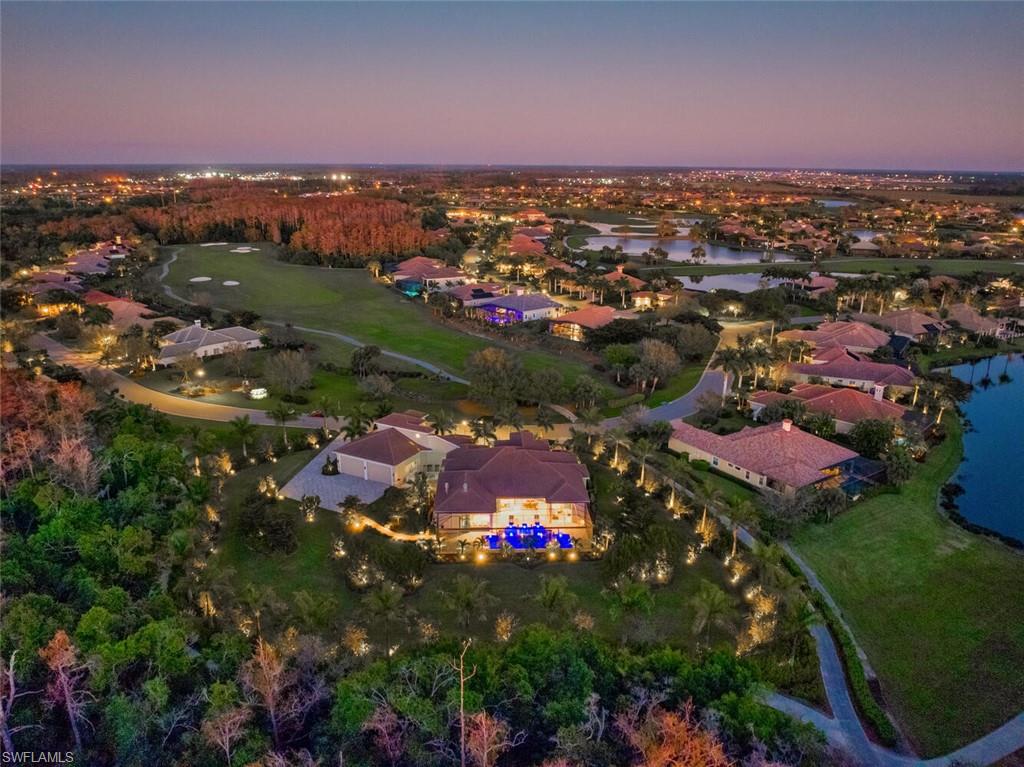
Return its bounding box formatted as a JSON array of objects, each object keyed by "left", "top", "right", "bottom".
[{"left": 1, "top": 2, "right": 1022, "bottom": 766}]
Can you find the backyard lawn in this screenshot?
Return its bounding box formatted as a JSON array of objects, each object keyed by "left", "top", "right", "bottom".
[
  {"left": 793, "top": 418, "right": 1024, "bottom": 755},
  {"left": 160, "top": 243, "right": 593, "bottom": 381}
]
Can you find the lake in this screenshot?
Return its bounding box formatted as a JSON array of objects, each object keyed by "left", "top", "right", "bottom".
[
  {"left": 582, "top": 236, "right": 795, "bottom": 264},
  {"left": 949, "top": 353, "right": 1024, "bottom": 543},
  {"left": 818, "top": 199, "right": 855, "bottom": 208},
  {"left": 676, "top": 273, "right": 782, "bottom": 293}
]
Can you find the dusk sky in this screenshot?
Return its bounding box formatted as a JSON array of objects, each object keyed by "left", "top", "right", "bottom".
[{"left": 2, "top": 1, "right": 1021, "bottom": 170}]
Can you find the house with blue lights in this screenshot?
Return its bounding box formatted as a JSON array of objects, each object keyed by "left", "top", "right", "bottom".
[
  {"left": 474, "top": 293, "right": 562, "bottom": 324},
  {"left": 434, "top": 432, "right": 592, "bottom": 549}
]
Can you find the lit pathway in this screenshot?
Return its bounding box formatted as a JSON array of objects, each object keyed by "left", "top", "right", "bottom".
[{"left": 158, "top": 248, "right": 469, "bottom": 383}]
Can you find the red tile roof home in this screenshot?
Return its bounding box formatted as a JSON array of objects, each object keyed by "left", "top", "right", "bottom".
[
  {"left": 435, "top": 432, "right": 590, "bottom": 514},
  {"left": 785, "top": 352, "right": 916, "bottom": 388},
  {"left": 867, "top": 309, "right": 949, "bottom": 339},
  {"left": 336, "top": 428, "right": 426, "bottom": 466},
  {"left": 392, "top": 256, "right": 466, "bottom": 282},
  {"left": 550, "top": 305, "right": 617, "bottom": 330},
  {"left": 749, "top": 383, "right": 907, "bottom": 425},
  {"left": 82, "top": 289, "right": 122, "bottom": 305},
  {"left": 944, "top": 303, "right": 1000, "bottom": 336},
  {"left": 670, "top": 420, "right": 858, "bottom": 489},
  {"left": 374, "top": 410, "right": 432, "bottom": 434},
  {"left": 777, "top": 321, "right": 890, "bottom": 352},
  {"left": 509, "top": 233, "right": 546, "bottom": 256},
  {"left": 598, "top": 264, "right": 647, "bottom": 290}
]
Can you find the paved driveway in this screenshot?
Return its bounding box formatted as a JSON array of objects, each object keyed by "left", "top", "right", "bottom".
[{"left": 279, "top": 437, "right": 389, "bottom": 508}]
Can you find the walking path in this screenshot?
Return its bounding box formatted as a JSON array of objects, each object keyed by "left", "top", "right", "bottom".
[
  {"left": 158, "top": 248, "right": 469, "bottom": 384},
  {"left": 766, "top": 624, "right": 1024, "bottom": 766},
  {"left": 31, "top": 334, "right": 329, "bottom": 429}
]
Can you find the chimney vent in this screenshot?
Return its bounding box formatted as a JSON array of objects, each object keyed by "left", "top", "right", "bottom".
[
  {"left": 463, "top": 481, "right": 468, "bottom": 493},
  {"left": 194, "top": 319, "right": 201, "bottom": 326},
  {"left": 873, "top": 384, "right": 885, "bottom": 401},
  {"left": 781, "top": 418, "right": 793, "bottom": 432}
]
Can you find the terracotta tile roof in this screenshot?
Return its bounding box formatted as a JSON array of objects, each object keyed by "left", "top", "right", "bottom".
[
  {"left": 393, "top": 256, "right": 467, "bottom": 282},
  {"left": 374, "top": 410, "right": 432, "bottom": 434},
  {"left": 670, "top": 420, "right": 858, "bottom": 489},
  {"left": 869, "top": 310, "right": 949, "bottom": 338},
  {"left": 777, "top": 321, "right": 890, "bottom": 351},
  {"left": 785, "top": 354, "right": 916, "bottom": 387},
  {"left": 750, "top": 383, "right": 907, "bottom": 424},
  {"left": 945, "top": 303, "right": 1000, "bottom": 334},
  {"left": 435, "top": 432, "right": 590, "bottom": 513},
  {"left": 336, "top": 428, "right": 426, "bottom": 466},
  {"left": 509, "top": 233, "right": 546, "bottom": 256},
  {"left": 82, "top": 289, "right": 122, "bottom": 305},
  {"left": 550, "top": 305, "right": 617, "bottom": 330},
  {"left": 598, "top": 267, "right": 647, "bottom": 290}
]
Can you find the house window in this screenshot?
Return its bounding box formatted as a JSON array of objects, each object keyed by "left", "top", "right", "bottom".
[
  {"left": 712, "top": 457, "right": 719, "bottom": 467},
  {"left": 745, "top": 471, "right": 750, "bottom": 480},
  {"left": 459, "top": 515, "right": 470, "bottom": 529}
]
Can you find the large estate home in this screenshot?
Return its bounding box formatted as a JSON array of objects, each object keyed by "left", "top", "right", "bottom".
[
  {"left": 390, "top": 256, "right": 471, "bottom": 294},
  {"left": 333, "top": 410, "right": 470, "bottom": 485},
  {"left": 858, "top": 309, "right": 950, "bottom": 343},
  {"left": 669, "top": 419, "right": 860, "bottom": 495},
  {"left": 784, "top": 347, "right": 916, "bottom": 392},
  {"left": 434, "top": 432, "right": 592, "bottom": 549},
  {"left": 777, "top": 320, "right": 890, "bottom": 354},
  {"left": 156, "top": 320, "right": 262, "bottom": 366},
  {"left": 779, "top": 273, "right": 837, "bottom": 298},
  {"left": 549, "top": 305, "right": 617, "bottom": 342},
  {"left": 475, "top": 293, "right": 562, "bottom": 324},
  {"left": 445, "top": 283, "right": 506, "bottom": 308},
  {"left": 749, "top": 383, "right": 917, "bottom": 434},
  {"left": 945, "top": 303, "right": 1021, "bottom": 340}
]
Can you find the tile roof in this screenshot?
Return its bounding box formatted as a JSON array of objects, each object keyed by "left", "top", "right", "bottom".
[
  {"left": 785, "top": 353, "right": 916, "bottom": 387},
  {"left": 481, "top": 294, "right": 560, "bottom": 312},
  {"left": 750, "top": 383, "right": 907, "bottom": 424},
  {"left": 435, "top": 432, "right": 590, "bottom": 514},
  {"left": 777, "top": 321, "right": 890, "bottom": 351},
  {"left": 374, "top": 410, "right": 432, "bottom": 434},
  {"left": 157, "top": 324, "right": 261, "bottom": 360},
  {"left": 550, "top": 305, "right": 617, "bottom": 330},
  {"left": 670, "top": 420, "right": 858, "bottom": 489},
  {"left": 336, "top": 428, "right": 425, "bottom": 466}
]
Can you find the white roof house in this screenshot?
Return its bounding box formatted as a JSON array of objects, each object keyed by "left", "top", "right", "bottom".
[{"left": 156, "top": 320, "right": 262, "bottom": 366}]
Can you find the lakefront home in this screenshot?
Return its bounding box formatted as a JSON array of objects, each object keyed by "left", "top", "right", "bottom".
[
  {"left": 749, "top": 383, "right": 915, "bottom": 434},
  {"left": 783, "top": 348, "right": 916, "bottom": 393},
  {"left": 777, "top": 320, "right": 891, "bottom": 354},
  {"left": 434, "top": 432, "right": 592, "bottom": 549},
  {"left": 668, "top": 419, "right": 859, "bottom": 495}
]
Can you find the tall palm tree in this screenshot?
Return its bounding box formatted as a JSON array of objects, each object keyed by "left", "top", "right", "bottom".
[
  {"left": 493, "top": 404, "right": 524, "bottom": 433},
  {"left": 576, "top": 406, "right": 602, "bottom": 446},
  {"left": 631, "top": 437, "right": 658, "bottom": 486},
  {"left": 428, "top": 410, "right": 456, "bottom": 436},
  {"left": 316, "top": 396, "right": 340, "bottom": 439},
  {"left": 714, "top": 347, "right": 742, "bottom": 397},
  {"left": 470, "top": 418, "right": 497, "bottom": 446},
  {"left": 441, "top": 575, "right": 497, "bottom": 634},
  {"left": 363, "top": 582, "right": 407, "bottom": 662},
  {"left": 230, "top": 415, "right": 257, "bottom": 459},
  {"left": 779, "top": 598, "right": 818, "bottom": 665},
  {"left": 690, "top": 580, "right": 735, "bottom": 645},
  {"left": 603, "top": 579, "right": 654, "bottom": 642},
  {"left": 267, "top": 403, "right": 296, "bottom": 448},
  {"left": 534, "top": 405, "right": 556, "bottom": 436}
]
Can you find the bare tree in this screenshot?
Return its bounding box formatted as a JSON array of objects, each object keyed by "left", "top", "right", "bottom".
[
  {"left": 38, "top": 631, "right": 93, "bottom": 755},
  {"left": 202, "top": 706, "right": 251, "bottom": 767},
  {"left": 240, "top": 639, "right": 324, "bottom": 751},
  {"left": 264, "top": 350, "right": 313, "bottom": 397},
  {"left": 362, "top": 702, "right": 407, "bottom": 767},
  {"left": 466, "top": 711, "right": 525, "bottom": 767},
  {"left": 449, "top": 640, "right": 477, "bottom": 767},
  {"left": 0, "top": 652, "right": 39, "bottom": 753}
]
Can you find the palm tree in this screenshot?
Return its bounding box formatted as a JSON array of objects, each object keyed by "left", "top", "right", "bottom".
[
  {"left": 294, "top": 589, "right": 336, "bottom": 633},
  {"left": 690, "top": 580, "right": 734, "bottom": 645},
  {"left": 267, "top": 403, "right": 296, "bottom": 448},
  {"left": 725, "top": 499, "right": 757, "bottom": 561},
  {"left": 470, "top": 418, "right": 496, "bottom": 446},
  {"left": 779, "top": 598, "right": 818, "bottom": 665},
  {"left": 576, "top": 406, "right": 602, "bottom": 446},
  {"left": 316, "top": 396, "right": 340, "bottom": 439},
  {"left": 534, "top": 575, "right": 577, "bottom": 626},
  {"left": 363, "top": 582, "right": 407, "bottom": 662},
  {"left": 493, "top": 404, "right": 524, "bottom": 433},
  {"left": 535, "top": 405, "right": 556, "bottom": 436},
  {"left": 752, "top": 541, "right": 789, "bottom": 592},
  {"left": 631, "top": 437, "right": 658, "bottom": 486},
  {"left": 428, "top": 410, "right": 456, "bottom": 436},
  {"left": 714, "top": 348, "right": 742, "bottom": 397},
  {"left": 603, "top": 579, "right": 654, "bottom": 641},
  {"left": 441, "top": 575, "right": 497, "bottom": 634},
  {"left": 342, "top": 405, "right": 373, "bottom": 441},
  {"left": 230, "top": 415, "right": 257, "bottom": 459}
]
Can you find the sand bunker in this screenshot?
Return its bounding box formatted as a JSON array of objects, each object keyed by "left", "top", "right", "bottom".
[
  {"left": 222, "top": 280, "right": 240, "bottom": 286},
  {"left": 200, "top": 242, "right": 228, "bottom": 247},
  {"left": 189, "top": 276, "right": 212, "bottom": 283},
  {"left": 230, "top": 246, "right": 260, "bottom": 253}
]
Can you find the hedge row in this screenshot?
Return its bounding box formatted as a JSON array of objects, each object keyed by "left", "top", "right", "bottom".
[{"left": 808, "top": 591, "right": 900, "bottom": 747}]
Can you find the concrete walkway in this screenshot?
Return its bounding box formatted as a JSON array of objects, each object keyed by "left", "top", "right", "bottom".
[
  {"left": 31, "top": 334, "right": 328, "bottom": 429},
  {"left": 159, "top": 248, "right": 469, "bottom": 383},
  {"left": 766, "top": 624, "right": 1024, "bottom": 766}
]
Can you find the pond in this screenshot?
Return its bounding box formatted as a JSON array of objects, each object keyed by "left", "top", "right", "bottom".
[
  {"left": 948, "top": 353, "right": 1024, "bottom": 543},
  {"left": 817, "top": 199, "right": 856, "bottom": 208},
  {"left": 676, "top": 273, "right": 782, "bottom": 293},
  {"left": 582, "top": 236, "right": 795, "bottom": 264}
]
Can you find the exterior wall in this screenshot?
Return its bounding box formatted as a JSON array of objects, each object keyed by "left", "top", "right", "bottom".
[
  {"left": 550, "top": 321, "right": 585, "bottom": 342},
  {"left": 521, "top": 306, "right": 560, "bottom": 321},
  {"left": 333, "top": 452, "right": 423, "bottom": 486},
  {"left": 667, "top": 438, "right": 769, "bottom": 491},
  {"left": 156, "top": 338, "right": 260, "bottom": 366}
]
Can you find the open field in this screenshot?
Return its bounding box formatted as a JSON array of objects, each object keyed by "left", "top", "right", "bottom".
[
  {"left": 793, "top": 419, "right": 1024, "bottom": 755},
  {"left": 160, "top": 244, "right": 593, "bottom": 381},
  {"left": 634, "top": 258, "right": 1023, "bottom": 277}
]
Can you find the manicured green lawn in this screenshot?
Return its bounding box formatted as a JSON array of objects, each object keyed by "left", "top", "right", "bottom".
[
  {"left": 636, "top": 258, "right": 1023, "bottom": 277},
  {"left": 161, "top": 244, "right": 592, "bottom": 381},
  {"left": 647, "top": 363, "right": 706, "bottom": 408},
  {"left": 793, "top": 419, "right": 1024, "bottom": 755}
]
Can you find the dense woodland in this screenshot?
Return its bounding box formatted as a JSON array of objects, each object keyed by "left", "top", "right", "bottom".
[{"left": 0, "top": 369, "right": 836, "bottom": 766}]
